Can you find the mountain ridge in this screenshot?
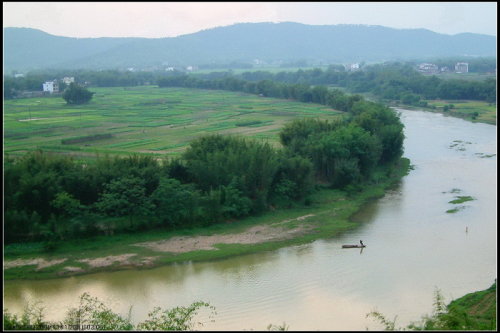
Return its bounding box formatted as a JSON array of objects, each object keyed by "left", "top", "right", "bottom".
[{"left": 4, "top": 22, "right": 496, "bottom": 72}]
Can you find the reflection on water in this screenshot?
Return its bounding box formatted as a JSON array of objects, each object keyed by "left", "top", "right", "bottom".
[{"left": 4, "top": 109, "right": 496, "bottom": 330}]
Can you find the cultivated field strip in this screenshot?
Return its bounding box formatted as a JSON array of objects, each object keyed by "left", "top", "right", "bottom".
[{"left": 4, "top": 86, "right": 342, "bottom": 157}]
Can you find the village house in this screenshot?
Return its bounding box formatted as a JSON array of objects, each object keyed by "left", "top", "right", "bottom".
[
  {"left": 455, "top": 62, "right": 469, "bottom": 73},
  {"left": 42, "top": 80, "right": 59, "bottom": 94},
  {"left": 62, "top": 77, "right": 75, "bottom": 85},
  {"left": 344, "top": 63, "right": 360, "bottom": 72},
  {"left": 417, "top": 63, "right": 439, "bottom": 74}
]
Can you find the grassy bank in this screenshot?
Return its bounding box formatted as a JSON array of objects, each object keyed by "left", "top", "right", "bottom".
[
  {"left": 448, "top": 280, "right": 497, "bottom": 330},
  {"left": 392, "top": 100, "right": 496, "bottom": 125},
  {"left": 4, "top": 158, "right": 411, "bottom": 281},
  {"left": 369, "top": 280, "right": 497, "bottom": 330}
]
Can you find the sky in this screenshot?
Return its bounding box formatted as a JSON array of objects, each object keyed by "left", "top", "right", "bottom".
[{"left": 3, "top": 2, "right": 497, "bottom": 38}]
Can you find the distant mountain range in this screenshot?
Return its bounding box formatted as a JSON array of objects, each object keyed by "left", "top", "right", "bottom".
[{"left": 3, "top": 22, "right": 497, "bottom": 72}]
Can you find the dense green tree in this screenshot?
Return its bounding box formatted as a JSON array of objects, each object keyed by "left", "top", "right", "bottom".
[
  {"left": 96, "top": 176, "right": 155, "bottom": 228},
  {"left": 151, "top": 178, "right": 200, "bottom": 227},
  {"left": 50, "top": 191, "right": 85, "bottom": 218},
  {"left": 62, "top": 83, "right": 95, "bottom": 105},
  {"left": 3, "top": 76, "right": 19, "bottom": 99},
  {"left": 271, "top": 153, "right": 315, "bottom": 203},
  {"left": 221, "top": 177, "right": 253, "bottom": 218}
]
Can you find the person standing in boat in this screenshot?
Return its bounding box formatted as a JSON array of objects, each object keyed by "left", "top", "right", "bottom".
[{"left": 360, "top": 240, "right": 364, "bottom": 247}]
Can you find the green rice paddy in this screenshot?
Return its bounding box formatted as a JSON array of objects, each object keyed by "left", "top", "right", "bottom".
[{"left": 4, "top": 86, "right": 343, "bottom": 158}]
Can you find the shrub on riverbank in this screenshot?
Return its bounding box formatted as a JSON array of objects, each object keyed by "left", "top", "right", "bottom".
[
  {"left": 4, "top": 293, "right": 215, "bottom": 331},
  {"left": 4, "top": 280, "right": 495, "bottom": 330}
]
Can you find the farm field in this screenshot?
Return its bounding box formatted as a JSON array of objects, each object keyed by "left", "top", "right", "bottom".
[
  {"left": 4, "top": 86, "right": 343, "bottom": 159},
  {"left": 426, "top": 100, "right": 497, "bottom": 124},
  {"left": 431, "top": 72, "right": 496, "bottom": 82}
]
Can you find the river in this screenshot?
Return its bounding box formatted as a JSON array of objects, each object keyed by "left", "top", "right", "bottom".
[{"left": 3, "top": 109, "right": 497, "bottom": 330}]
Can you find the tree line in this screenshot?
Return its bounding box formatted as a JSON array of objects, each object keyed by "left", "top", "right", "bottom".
[
  {"left": 160, "top": 63, "right": 496, "bottom": 104},
  {"left": 4, "top": 58, "right": 496, "bottom": 103},
  {"left": 4, "top": 89, "right": 404, "bottom": 245}
]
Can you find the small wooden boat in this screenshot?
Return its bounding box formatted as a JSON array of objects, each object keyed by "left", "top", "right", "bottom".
[{"left": 342, "top": 245, "right": 366, "bottom": 248}]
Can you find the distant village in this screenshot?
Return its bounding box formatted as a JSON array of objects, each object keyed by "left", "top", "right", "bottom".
[
  {"left": 416, "top": 62, "right": 469, "bottom": 74},
  {"left": 12, "top": 76, "right": 82, "bottom": 98},
  {"left": 9, "top": 61, "right": 478, "bottom": 99},
  {"left": 119, "top": 61, "right": 471, "bottom": 74}
]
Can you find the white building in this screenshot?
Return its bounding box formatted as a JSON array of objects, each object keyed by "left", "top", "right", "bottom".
[
  {"left": 418, "top": 63, "right": 439, "bottom": 74},
  {"left": 62, "top": 77, "right": 74, "bottom": 85},
  {"left": 42, "top": 80, "right": 59, "bottom": 94},
  {"left": 455, "top": 62, "right": 469, "bottom": 73},
  {"left": 344, "top": 63, "right": 360, "bottom": 72}
]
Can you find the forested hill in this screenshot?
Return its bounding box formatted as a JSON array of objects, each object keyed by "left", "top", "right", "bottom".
[{"left": 4, "top": 22, "right": 497, "bottom": 72}]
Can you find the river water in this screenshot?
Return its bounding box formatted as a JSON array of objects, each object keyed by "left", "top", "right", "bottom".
[{"left": 4, "top": 109, "right": 497, "bottom": 330}]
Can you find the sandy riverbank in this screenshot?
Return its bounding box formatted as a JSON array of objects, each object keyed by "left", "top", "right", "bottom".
[{"left": 4, "top": 214, "right": 316, "bottom": 274}]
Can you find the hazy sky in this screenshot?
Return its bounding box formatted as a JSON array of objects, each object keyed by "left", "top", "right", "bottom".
[{"left": 3, "top": 2, "right": 497, "bottom": 38}]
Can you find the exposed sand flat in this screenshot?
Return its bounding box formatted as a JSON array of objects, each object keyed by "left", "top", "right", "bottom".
[
  {"left": 76, "top": 254, "right": 138, "bottom": 268},
  {"left": 4, "top": 258, "right": 67, "bottom": 270},
  {"left": 4, "top": 215, "right": 316, "bottom": 273},
  {"left": 133, "top": 215, "right": 315, "bottom": 253}
]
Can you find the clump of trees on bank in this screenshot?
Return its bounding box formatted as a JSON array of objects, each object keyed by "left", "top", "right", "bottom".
[{"left": 4, "top": 87, "right": 404, "bottom": 245}]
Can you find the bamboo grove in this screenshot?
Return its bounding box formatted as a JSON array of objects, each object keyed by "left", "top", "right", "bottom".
[{"left": 4, "top": 82, "right": 405, "bottom": 245}]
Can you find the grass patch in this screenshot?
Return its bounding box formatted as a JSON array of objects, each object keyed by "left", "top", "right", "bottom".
[
  {"left": 449, "top": 196, "right": 475, "bottom": 204},
  {"left": 4, "top": 242, "right": 46, "bottom": 256},
  {"left": 425, "top": 100, "right": 497, "bottom": 125}
]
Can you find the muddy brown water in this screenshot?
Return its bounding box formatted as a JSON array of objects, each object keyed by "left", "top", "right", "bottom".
[{"left": 4, "top": 109, "right": 496, "bottom": 330}]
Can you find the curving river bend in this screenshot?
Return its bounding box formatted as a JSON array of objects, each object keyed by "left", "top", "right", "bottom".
[{"left": 4, "top": 109, "right": 497, "bottom": 330}]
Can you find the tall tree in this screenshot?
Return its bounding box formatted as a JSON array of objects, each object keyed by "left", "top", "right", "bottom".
[
  {"left": 96, "top": 176, "right": 155, "bottom": 227},
  {"left": 62, "top": 82, "right": 94, "bottom": 105}
]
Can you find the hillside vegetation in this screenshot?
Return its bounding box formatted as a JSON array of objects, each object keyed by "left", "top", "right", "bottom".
[{"left": 4, "top": 23, "right": 496, "bottom": 71}]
